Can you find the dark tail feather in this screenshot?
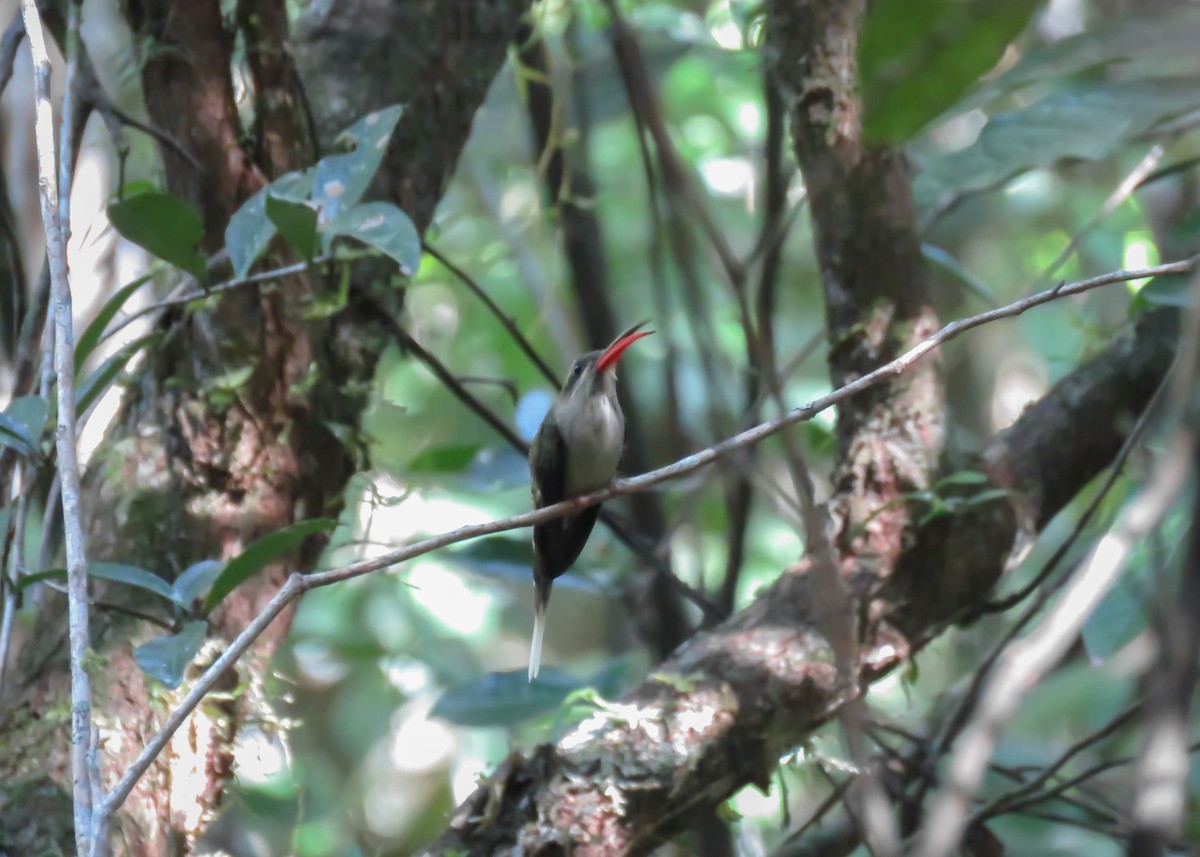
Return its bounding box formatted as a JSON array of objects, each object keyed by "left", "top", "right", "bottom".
[{"left": 559, "top": 505, "right": 602, "bottom": 572}]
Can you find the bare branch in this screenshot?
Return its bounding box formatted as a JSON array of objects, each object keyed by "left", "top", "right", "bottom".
[
  {"left": 918, "top": 414, "right": 1194, "bottom": 857},
  {"left": 423, "top": 242, "right": 560, "bottom": 387},
  {"left": 923, "top": 371, "right": 1168, "bottom": 788},
  {"left": 94, "top": 260, "right": 1190, "bottom": 835},
  {"left": 19, "top": 0, "right": 95, "bottom": 853},
  {"left": 1127, "top": 270, "right": 1200, "bottom": 856},
  {"left": 974, "top": 705, "right": 1138, "bottom": 824}
]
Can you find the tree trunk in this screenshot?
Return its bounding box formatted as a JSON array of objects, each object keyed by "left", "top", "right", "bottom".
[{"left": 0, "top": 1, "right": 529, "bottom": 852}]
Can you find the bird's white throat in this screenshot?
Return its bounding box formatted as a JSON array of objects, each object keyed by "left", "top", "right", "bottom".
[{"left": 561, "top": 392, "right": 624, "bottom": 496}]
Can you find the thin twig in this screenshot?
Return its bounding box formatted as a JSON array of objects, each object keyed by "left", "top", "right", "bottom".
[
  {"left": 0, "top": 471, "right": 34, "bottom": 691},
  {"left": 774, "top": 775, "right": 856, "bottom": 855},
  {"left": 99, "top": 255, "right": 332, "bottom": 348},
  {"left": 1127, "top": 268, "right": 1200, "bottom": 855},
  {"left": 1024, "top": 144, "right": 1165, "bottom": 296},
  {"left": 19, "top": 1, "right": 94, "bottom": 854},
  {"left": 95, "top": 260, "right": 1192, "bottom": 827},
  {"left": 58, "top": 1, "right": 82, "bottom": 236},
  {"left": 720, "top": 61, "right": 789, "bottom": 616},
  {"left": 93, "top": 102, "right": 200, "bottom": 172},
  {"left": 424, "top": 242, "right": 560, "bottom": 387},
  {"left": 600, "top": 0, "right": 744, "bottom": 289},
  {"left": 973, "top": 363, "right": 1160, "bottom": 618},
  {"left": 917, "top": 422, "right": 1195, "bottom": 857},
  {"left": 927, "top": 371, "right": 1169, "bottom": 777},
  {"left": 973, "top": 705, "right": 1138, "bottom": 823},
  {"left": 870, "top": 720, "right": 1122, "bottom": 831},
  {"left": 39, "top": 578, "right": 176, "bottom": 632},
  {"left": 384, "top": 312, "right": 528, "bottom": 452}
]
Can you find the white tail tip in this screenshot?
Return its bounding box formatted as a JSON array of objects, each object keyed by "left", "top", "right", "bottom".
[{"left": 528, "top": 607, "right": 546, "bottom": 682}]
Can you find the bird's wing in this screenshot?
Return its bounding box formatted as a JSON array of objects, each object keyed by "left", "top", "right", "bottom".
[
  {"left": 530, "top": 416, "right": 565, "bottom": 509},
  {"left": 531, "top": 416, "right": 568, "bottom": 578},
  {"left": 559, "top": 505, "right": 601, "bottom": 571}
]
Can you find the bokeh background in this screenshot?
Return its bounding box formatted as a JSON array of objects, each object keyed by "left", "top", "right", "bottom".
[{"left": 2, "top": 0, "right": 1197, "bottom": 854}]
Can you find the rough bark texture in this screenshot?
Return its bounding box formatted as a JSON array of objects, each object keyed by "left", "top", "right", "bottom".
[
  {"left": 0, "top": 0, "right": 529, "bottom": 852},
  {"left": 766, "top": 0, "right": 944, "bottom": 568}
]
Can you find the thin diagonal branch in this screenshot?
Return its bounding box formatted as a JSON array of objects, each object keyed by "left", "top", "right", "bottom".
[
  {"left": 974, "top": 705, "right": 1138, "bottom": 824},
  {"left": 1127, "top": 270, "right": 1200, "bottom": 857},
  {"left": 918, "top": 418, "right": 1194, "bottom": 857},
  {"left": 96, "top": 260, "right": 1190, "bottom": 834},
  {"left": 424, "top": 242, "right": 560, "bottom": 387},
  {"left": 924, "top": 371, "right": 1168, "bottom": 783}
]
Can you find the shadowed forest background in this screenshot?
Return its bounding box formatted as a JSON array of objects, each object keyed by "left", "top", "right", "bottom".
[{"left": 0, "top": 0, "right": 1198, "bottom": 855}]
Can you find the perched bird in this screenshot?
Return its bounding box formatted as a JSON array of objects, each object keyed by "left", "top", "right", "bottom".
[{"left": 527, "top": 321, "right": 653, "bottom": 680}]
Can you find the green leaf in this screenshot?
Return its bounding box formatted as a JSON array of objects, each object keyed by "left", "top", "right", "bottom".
[
  {"left": 225, "top": 170, "right": 315, "bottom": 278},
  {"left": 300, "top": 262, "right": 351, "bottom": 320},
  {"left": 108, "top": 191, "right": 207, "bottom": 281},
  {"left": 172, "top": 559, "right": 225, "bottom": 606},
  {"left": 311, "top": 105, "right": 404, "bottom": 224},
  {"left": 4, "top": 396, "right": 48, "bottom": 448},
  {"left": 861, "top": 0, "right": 1039, "bottom": 143},
  {"left": 988, "top": 4, "right": 1200, "bottom": 95},
  {"left": 0, "top": 409, "right": 41, "bottom": 458},
  {"left": 207, "top": 364, "right": 254, "bottom": 393},
  {"left": 265, "top": 194, "right": 320, "bottom": 262},
  {"left": 324, "top": 202, "right": 421, "bottom": 276},
  {"left": 1081, "top": 564, "right": 1148, "bottom": 664},
  {"left": 1136, "top": 275, "right": 1193, "bottom": 308},
  {"left": 1082, "top": 506, "right": 1189, "bottom": 662},
  {"left": 965, "top": 488, "right": 1013, "bottom": 507},
  {"left": 115, "top": 179, "right": 161, "bottom": 199},
  {"left": 13, "top": 567, "right": 65, "bottom": 592},
  {"left": 74, "top": 276, "right": 153, "bottom": 373},
  {"left": 916, "top": 78, "right": 1200, "bottom": 210},
  {"left": 716, "top": 802, "right": 743, "bottom": 823},
  {"left": 922, "top": 244, "right": 997, "bottom": 305},
  {"left": 134, "top": 621, "right": 208, "bottom": 689},
  {"left": 89, "top": 562, "right": 175, "bottom": 602},
  {"left": 76, "top": 335, "right": 155, "bottom": 416},
  {"left": 269, "top": 170, "right": 316, "bottom": 203},
  {"left": 408, "top": 444, "right": 481, "bottom": 474},
  {"left": 205, "top": 519, "right": 338, "bottom": 611},
  {"left": 430, "top": 669, "right": 584, "bottom": 727},
  {"left": 226, "top": 186, "right": 273, "bottom": 279},
  {"left": 917, "top": 497, "right": 950, "bottom": 526},
  {"left": 935, "top": 470, "right": 991, "bottom": 488},
  {"left": 203, "top": 364, "right": 254, "bottom": 409}
]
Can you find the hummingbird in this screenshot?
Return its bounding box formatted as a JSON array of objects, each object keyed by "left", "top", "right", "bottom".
[{"left": 527, "top": 321, "right": 654, "bottom": 680}]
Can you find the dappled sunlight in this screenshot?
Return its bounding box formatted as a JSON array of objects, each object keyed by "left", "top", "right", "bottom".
[
  {"left": 2, "top": 0, "right": 1194, "bottom": 853},
  {"left": 408, "top": 562, "right": 494, "bottom": 638},
  {"left": 991, "top": 350, "right": 1048, "bottom": 432}
]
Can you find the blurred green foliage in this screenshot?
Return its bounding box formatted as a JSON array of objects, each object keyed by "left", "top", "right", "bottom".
[{"left": 48, "top": 0, "right": 1195, "bottom": 854}]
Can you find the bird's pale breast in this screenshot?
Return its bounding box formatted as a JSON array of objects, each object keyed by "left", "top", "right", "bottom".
[{"left": 562, "top": 394, "right": 624, "bottom": 495}]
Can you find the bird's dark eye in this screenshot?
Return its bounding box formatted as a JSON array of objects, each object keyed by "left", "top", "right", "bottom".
[{"left": 571, "top": 361, "right": 585, "bottom": 379}]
